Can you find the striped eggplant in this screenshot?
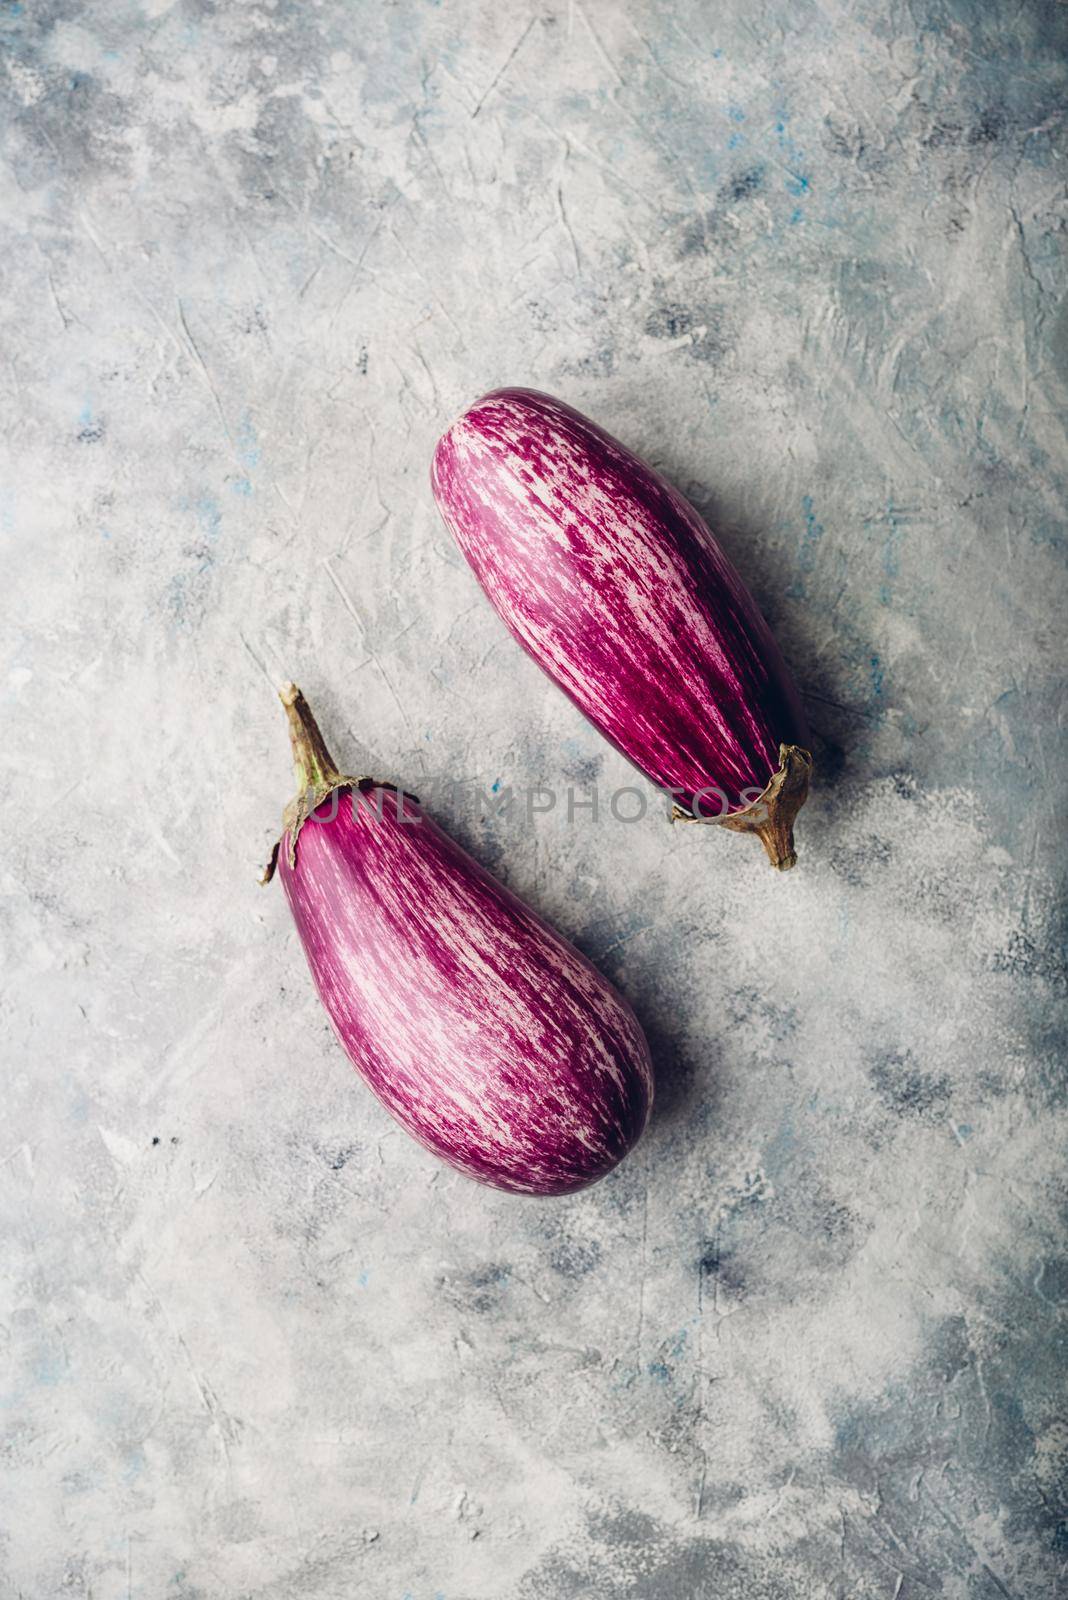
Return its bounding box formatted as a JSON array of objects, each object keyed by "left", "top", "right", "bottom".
[
  {"left": 262, "top": 685, "right": 653, "bottom": 1195},
  {"left": 431, "top": 388, "right": 812, "bottom": 869}
]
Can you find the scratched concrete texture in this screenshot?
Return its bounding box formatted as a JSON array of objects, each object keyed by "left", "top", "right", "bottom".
[{"left": 2, "top": 0, "right": 1067, "bottom": 1596}]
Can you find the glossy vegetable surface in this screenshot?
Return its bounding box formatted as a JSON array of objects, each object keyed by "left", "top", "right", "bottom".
[
  {"left": 264, "top": 686, "right": 653, "bottom": 1195},
  {"left": 432, "top": 388, "right": 812, "bottom": 867}
]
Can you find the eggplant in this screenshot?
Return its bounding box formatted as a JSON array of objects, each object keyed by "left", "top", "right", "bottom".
[
  {"left": 431, "top": 388, "right": 812, "bottom": 868},
  {"left": 262, "top": 686, "right": 653, "bottom": 1195}
]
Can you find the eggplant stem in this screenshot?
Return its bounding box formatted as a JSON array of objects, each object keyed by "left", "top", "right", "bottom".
[
  {"left": 280, "top": 682, "right": 342, "bottom": 792},
  {"left": 260, "top": 684, "right": 417, "bottom": 884},
  {"left": 671, "top": 744, "right": 813, "bottom": 871}
]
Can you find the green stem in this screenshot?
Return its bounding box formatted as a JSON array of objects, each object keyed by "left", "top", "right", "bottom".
[{"left": 280, "top": 682, "right": 341, "bottom": 793}]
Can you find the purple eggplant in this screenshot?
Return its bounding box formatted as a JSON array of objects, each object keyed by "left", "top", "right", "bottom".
[
  {"left": 262, "top": 685, "right": 652, "bottom": 1195},
  {"left": 431, "top": 388, "right": 812, "bottom": 869}
]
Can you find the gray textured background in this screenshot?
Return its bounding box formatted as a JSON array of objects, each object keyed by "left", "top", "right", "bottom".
[{"left": 2, "top": 2, "right": 1067, "bottom": 1596}]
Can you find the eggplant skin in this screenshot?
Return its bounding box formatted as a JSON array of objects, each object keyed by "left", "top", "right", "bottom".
[
  {"left": 279, "top": 789, "right": 653, "bottom": 1196},
  {"left": 432, "top": 388, "right": 808, "bottom": 815}
]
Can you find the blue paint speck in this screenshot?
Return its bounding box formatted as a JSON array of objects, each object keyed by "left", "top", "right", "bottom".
[
  {"left": 231, "top": 476, "right": 252, "bottom": 497},
  {"left": 236, "top": 411, "right": 261, "bottom": 472},
  {"left": 188, "top": 494, "right": 221, "bottom": 542},
  {"left": 665, "top": 1327, "right": 688, "bottom": 1358},
  {"left": 869, "top": 655, "right": 884, "bottom": 697},
  {"left": 789, "top": 206, "right": 804, "bottom": 224},
  {"left": 33, "top": 1355, "right": 63, "bottom": 1387},
  {"left": 878, "top": 500, "right": 905, "bottom": 605},
  {"left": 836, "top": 904, "right": 850, "bottom": 951},
  {"left": 786, "top": 495, "right": 825, "bottom": 599},
  {"left": 356, "top": 1269, "right": 370, "bottom": 1288}
]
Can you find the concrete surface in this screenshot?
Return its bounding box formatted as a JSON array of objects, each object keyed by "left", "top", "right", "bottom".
[{"left": 2, "top": 1, "right": 1066, "bottom": 1596}]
